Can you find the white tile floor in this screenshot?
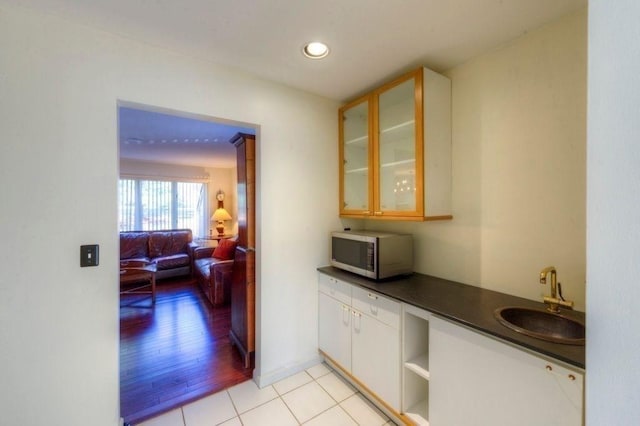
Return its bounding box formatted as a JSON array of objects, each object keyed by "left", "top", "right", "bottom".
[{"left": 138, "top": 362, "right": 397, "bottom": 426}]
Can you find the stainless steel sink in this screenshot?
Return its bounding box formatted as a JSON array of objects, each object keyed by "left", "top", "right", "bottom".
[{"left": 494, "top": 306, "right": 585, "bottom": 345}]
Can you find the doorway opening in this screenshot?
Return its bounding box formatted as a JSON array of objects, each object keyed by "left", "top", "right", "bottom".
[{"left": 117, "top": 101, "right": 258, "bottom": 424}]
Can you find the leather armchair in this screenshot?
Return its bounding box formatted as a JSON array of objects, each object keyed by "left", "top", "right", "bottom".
[{"left": 193, "top": 246, "right": 234, "bottom": 306}]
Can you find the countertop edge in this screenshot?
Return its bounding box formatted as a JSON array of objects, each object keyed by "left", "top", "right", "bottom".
[{"left": 317, "top": 266, "right": 585, "bottom": 370}]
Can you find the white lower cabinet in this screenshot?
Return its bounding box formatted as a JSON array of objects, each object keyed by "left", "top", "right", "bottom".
[
  {"left": 319, "top": 273, "right": 584, "bottom": 426},
  {"left": 352, "top": 287, "right": 401, "bottom": 409},
  {"left": 318, "top": 291, "right": 351, "bottom": 370},
  {"left": 318, "top": 273, "right": 401, "bottom": 411},
  {"left": 429, "top": 315, "right": 584, "bottom": 426}
]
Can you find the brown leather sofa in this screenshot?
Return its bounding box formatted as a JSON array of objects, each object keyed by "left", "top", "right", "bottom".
[
  {"left": 119, "top": 229, "right": 196, "bottom": 280},
  {"left": 193, "top": 240, "right": 236, "bottom": 306}
]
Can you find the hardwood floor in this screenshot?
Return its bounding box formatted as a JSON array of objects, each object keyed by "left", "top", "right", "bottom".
[{"left": 120, "top": 276, "right": 252, "bottom": 424}]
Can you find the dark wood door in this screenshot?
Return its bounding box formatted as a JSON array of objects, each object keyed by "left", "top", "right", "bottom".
[
  {"left": 230, "top": 247, "right": 255, "bottom": 368},
  {"left": 229, "top": 133, "right": 256, "bottom": 368}
]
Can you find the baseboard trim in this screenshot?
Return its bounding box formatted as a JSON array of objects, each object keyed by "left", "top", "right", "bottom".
[{"left": 253, "top": 354, "right": 324, "bottom": 388}]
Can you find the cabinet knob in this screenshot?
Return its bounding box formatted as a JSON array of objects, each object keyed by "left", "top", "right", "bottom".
[
  {"left": 367, "top": 293, "right": 378, "bottom": 300},
  {"left": 568, "top": 374, "right": 576, "bottom": 381},
  {"left": 545, "top": 365, "right": 553, "bottom": 372}
]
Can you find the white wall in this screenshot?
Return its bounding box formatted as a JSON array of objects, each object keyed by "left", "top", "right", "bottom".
[
  {"left": 0, "top": 4, "right": 340, "bottom": 425},
  {"left": 368, "top": 9, "right": 587, "bottom": 310},
  {"left": 587, "top": 0, "right": 640, "bottom": 423}
]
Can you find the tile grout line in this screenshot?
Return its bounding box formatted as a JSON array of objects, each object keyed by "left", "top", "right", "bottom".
[
  {"left": 221, "top": 388, "right": 242, "bottom": 426},
  {"left": 231, "top": 384, "right": 280, "bottom": 418},
  {"left": 281, "top": 370, "right": 334, "bottom": 425},
  {"left": 277, "top": 371, "right": 316, "bottom": 425},
  {"left": 310, "top": 372, "right": 348, "bottom": 424},
  {"left": 180, "top": 407, "right": 186, "bottom": 426},
  {"left": 149, "top": 362, "right": 396, "bottom": 426},
  {"left": 314, "top": 366, "right": 393, "bottom": 426}
]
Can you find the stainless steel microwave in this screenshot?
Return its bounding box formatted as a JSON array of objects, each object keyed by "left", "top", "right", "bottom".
[{"left": 330, "top": 230, "right": 413, "bottom": 280}]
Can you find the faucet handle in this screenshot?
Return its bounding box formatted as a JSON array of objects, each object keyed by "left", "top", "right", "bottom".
[{"left": 544, "top": 296, "right": 574, "bottom": 309}]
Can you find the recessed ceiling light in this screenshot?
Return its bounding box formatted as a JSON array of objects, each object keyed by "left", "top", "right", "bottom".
[{"left": 302, "top": 41, "right": 329, "bottom": 59}]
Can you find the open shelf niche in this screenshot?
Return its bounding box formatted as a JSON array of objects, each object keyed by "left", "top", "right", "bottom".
[{"left": 402, "top": 304, "right": 431, "bottom": 425}]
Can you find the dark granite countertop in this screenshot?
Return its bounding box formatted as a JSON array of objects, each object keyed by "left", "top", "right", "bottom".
[{"left": 318, "top": 266, "right": 585, "bottom": 369}]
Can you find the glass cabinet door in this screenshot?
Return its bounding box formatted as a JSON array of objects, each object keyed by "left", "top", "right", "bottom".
[
  {"left": 340, "top": 98, "right": 371, "bottom": 214},
  {"left": 375, "top": 73, "right": 423, "bottom": 217}
]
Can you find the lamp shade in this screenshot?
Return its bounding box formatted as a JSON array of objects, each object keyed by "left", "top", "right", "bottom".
[{"left": 212, "top": 208, "right": 232, "bottom": 222}]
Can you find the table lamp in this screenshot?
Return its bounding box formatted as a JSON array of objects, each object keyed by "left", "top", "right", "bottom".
[{"left": 212, "top": 208, "right": 232, "bottom": 237}]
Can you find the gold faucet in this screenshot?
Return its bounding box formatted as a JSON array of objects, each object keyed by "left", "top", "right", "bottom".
[{"left": 539, "top": 266, "right": 573, "bottom": 313}]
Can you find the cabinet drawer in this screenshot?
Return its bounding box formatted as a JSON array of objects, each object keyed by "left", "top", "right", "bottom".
[
  {"left": 352, "top": 286, "right": 400, "bottom": 329},
  {"left": 318, "top": 273, "right": 351, "bottom": 305}
]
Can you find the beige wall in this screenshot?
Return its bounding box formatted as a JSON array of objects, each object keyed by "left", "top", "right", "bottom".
[
  {"left": 367, "top": 8, "right": 587, "bottom": 310},
  {"left": 206, "top": 166, "right": 237, "bottom": 236}
]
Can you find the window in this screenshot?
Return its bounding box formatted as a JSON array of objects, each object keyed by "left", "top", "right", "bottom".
[{"left": 118, "top": 178, "right": 207, "bottom": 234}]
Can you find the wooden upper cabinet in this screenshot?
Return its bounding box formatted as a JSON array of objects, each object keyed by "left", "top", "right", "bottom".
[{"left": 339, "top": 67, "right": 452, "bottom": 221}]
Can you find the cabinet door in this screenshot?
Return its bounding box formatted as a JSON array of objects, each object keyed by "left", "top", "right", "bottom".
[
  {"left": 374, "top": 70, "right": 423, "bottom": 218},
  {"left": 430, "top": 316, "right": 584, "bottom": 426},
  {"left": 339, "top": 96, "right": 373, "bottom": 216},
  {"left": 318, "top": 292, "right": 352, "bottom": 372},
  {"left": 352, "top": 309, "right": 401, "bottom": 410}
]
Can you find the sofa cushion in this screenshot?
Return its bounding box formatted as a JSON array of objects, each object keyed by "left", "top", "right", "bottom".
[
  {"left": 148, "top": 232, "right": 172, "bottom": 258},
  {"left": 120, "top": 232, "right": 149, "bottom": 260},
  {"left": 153, "top": 253, "right": 191, "bottom": 270},
  {"left": 149, "top": 231, "right": 192, "bottom": 258},
  {"left": 169, "top": 230, "right": 191, "bottom": 255},
  {"left": 213, "top": 239, "right": 237, "bottom": 260}
]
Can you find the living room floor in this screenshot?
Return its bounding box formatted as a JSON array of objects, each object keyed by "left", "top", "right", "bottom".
[
  {"left": 120, "top": 277, "right": 252, "bottom": 424},
  {"left": 138, "top": 362, "right": 397, "bottom": 426}
]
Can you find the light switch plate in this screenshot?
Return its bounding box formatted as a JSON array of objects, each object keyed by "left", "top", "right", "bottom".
[{"left": 80, "top": 244, "right": 99, "bottom": 267}]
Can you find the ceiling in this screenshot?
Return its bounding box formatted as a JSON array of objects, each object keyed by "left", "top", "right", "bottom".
[
  {"left": 10, "top": 0, "right": 587, "bottom": 167},
  {"left": 119, "top": 106, "right": 254, "bottom": 168}
]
